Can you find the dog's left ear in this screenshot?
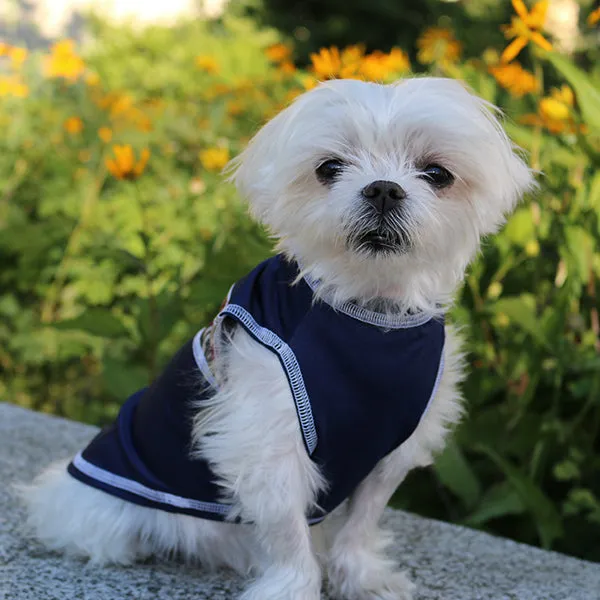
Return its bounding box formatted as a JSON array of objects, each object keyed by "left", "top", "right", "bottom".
[{"left": 475, "top": 97, "right": 538, "bottom": 232}]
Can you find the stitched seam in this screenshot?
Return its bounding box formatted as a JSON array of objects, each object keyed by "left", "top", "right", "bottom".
[
  {"left": 192, "top": 328, "right": 217, "bottom": 388},
  {"left": 219, "top": 304, "right": 318, "bottom": 455},
  {"left": 70, "top": 453, "right": 232, "bottom": 516},
  {"left": 303, "top": 276, "right": 432, "bottom": 329},
  {"left": 420, "top": 342, "right": 446, "bottom": 422}
]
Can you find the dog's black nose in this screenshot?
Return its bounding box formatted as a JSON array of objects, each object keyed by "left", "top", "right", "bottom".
[{"left": 361, "top": 180, "right": 406, "bottom": 214}]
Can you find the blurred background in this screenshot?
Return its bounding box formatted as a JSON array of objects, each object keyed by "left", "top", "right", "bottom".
[{"left": 1, "top": 0, "right": 599, "bottom": 563}]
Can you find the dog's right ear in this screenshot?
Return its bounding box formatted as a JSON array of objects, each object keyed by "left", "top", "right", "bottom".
[
  {"left": 228, "top": 82, "right": 343, "bottom": 223},
  {"left": 227, "top": 97, "right": 303, "bottom": 222}
]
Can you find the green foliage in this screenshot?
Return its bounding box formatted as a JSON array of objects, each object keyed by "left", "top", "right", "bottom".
[
  {"left": 393, "top": 57, "right": 600, "bottom": 556},
  {"left": 1, "top": 5, "right": 600, "bottom": 563}
]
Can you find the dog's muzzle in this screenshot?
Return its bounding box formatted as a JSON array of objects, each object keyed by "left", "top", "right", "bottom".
[{"left": 349, "top": 181, "right": 413, "bottom": 255}]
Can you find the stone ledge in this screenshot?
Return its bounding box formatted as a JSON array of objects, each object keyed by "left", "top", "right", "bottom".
[{"left": 1, "top": 402, "right": 599, "bottom": 600}]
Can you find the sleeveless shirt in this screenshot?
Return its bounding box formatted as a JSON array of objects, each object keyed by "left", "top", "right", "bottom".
[{"left": 67, "top": 255, "right": 445, "bottom": 523}]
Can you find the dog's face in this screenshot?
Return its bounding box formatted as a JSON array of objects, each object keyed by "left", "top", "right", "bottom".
[{"left": 233, "top": 78, "right": 534, "bottom": 310}]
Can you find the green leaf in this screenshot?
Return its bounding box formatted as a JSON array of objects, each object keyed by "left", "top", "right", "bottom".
[
  {"left": 53, "top": 309, "right": 128, "bottom": 338},
  {"left": 564, "top": 225, "right": 594, "bottom": 281},
  {"left": 503, "top": 208, "right": 535, "bottom": 247},
  {"left": 546, "top": 53, "right": 600, "bottom": 132},
  {"left": 587, "top": 171, "right": 600, "bottom": 212},
  {"left": 493, "top": 296, "right": 551, "bottom": 350},
  {"left": 477, "top": 444, "right": 563, "bottom": 548},
  {"left": 136, "top": 292, "right": 183, "bottom": 345},
  {"left": 433, "top": 440, "right": 482, "bottom": 510},
  {"left": 504, "top": 124, "right": 582, "bottom": 168},
  {"left": 553, "top": 460, "right": 580, "bottom": 482},
  {"left": 102, "top": 358, "right": 150, "bottom": 399},
  {"left": 463, "top": 482, "right": 525, "bottom": 526}
]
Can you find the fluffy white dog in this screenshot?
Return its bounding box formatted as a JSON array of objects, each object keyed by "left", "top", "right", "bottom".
[{"left": 23, "top": 78, "right": 534, "bottom": 600}]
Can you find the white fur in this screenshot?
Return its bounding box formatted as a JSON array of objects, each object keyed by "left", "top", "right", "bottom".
[{"left": 22, "top": 78, "right": 534, "bottom": 600}]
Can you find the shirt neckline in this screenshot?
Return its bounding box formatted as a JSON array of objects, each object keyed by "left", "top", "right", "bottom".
[{"left": 302, "top": 273, "right": 433, "bottom": 329}]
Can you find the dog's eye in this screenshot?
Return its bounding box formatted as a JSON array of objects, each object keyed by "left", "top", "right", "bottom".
[
  {"left": 316, "top": 159, "right": 345, "bottom": 185},
  {"left": 419, "top": 164, "right": 454, "bottom": 189}
]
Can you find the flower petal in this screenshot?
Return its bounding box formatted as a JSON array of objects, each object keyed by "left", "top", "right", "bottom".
[
  {"left": 529, "top": 0, "right": 549, "bottom": 27},
  {"left": 511, "top": 0, "right": 530, "bottom": 21},
  {"left": 105, "top": 158, "right": 121, "bottom": 179},
  {"left": 501, "top": 37, "right": 528, "bottom": 63},
  {"left": 588, "top": 7, "right": 600, "bottom": 26},
  {"left": 531, "top": 31, "right": 553, "bottom": 52}
]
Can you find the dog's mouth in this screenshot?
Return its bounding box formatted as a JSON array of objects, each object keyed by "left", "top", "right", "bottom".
[{"left": 352, "top": 227, "right": 412, "bottom": 256}]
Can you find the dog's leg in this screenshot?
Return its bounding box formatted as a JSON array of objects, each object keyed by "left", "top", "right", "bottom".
[
  {"left": 327, "top": 329, "right": 465, "bottom": 600},
  {"left": 195, "top": 327, "right": 326, "bottom": 600},
  {"left": 326, "top": 445, "right": 418, "bottom": 600}
]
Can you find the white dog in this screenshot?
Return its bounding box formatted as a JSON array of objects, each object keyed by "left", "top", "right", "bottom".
[{"left": 23, "top": 77, "right": 534, "bottom": 600}]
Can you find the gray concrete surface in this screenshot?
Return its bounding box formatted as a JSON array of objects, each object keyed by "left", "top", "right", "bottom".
[{"left": 1, "top": 401, "right": 599, "bottom": 600}]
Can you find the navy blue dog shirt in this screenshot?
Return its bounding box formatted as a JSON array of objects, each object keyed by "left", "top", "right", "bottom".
[{"left": 68, "top": 255, "right": 445, "bottom": 524}]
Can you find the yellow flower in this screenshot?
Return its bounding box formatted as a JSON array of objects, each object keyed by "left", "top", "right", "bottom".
[
  {"left": 195, "top": 55, "right": 219, "bottom": 74},
  {"left": 199, "top": 147, "right": 230, "bottom": 171},
  {"left": 64, "top": 116, "right": 84, "bottom": 134},
  {"left": 98, "top": 92, "right": 152, "bottom": 133},
  {"left": 417, "top": 28, "right": 462, "bottom": 65},
  {"left": 340, "top": 45, "right": 365, "bottom": 73},
  {"left": 521, "top": 85, "right": 576, "bottom": 133},
  {"left": 385, "top": 48, "right": 411, "bottom": 73},
  {"left": 358, "top": 55, "right": 388, "bottom": 81},
  {"left": 489, "top": 62, "right": 539, "bottom": 97},
  {"left": 501, "top": 0, "right": 552, "bottom": 63},
  {"left": 539, "top": 98, "right": 569, "bottom": 121},
  {"left": 541, "top": 84, "right": 573, "bottom": 120},
  {"left": 43, "top": 40, "right": 85, "bottom": 82},
  {"left": 105, "top": 145, "right": 150, "bottom": 180},
  {"left": 310, "top": 45, "right": 408, "bottom": 82},
  {"left": 520, "top": 113, "right": 562, "bottom": 133},
  {"left": 279, "top": 61, "right": 297, "bottom": 75},
  {"left": 309, "top": 45, "right": 365, "bottom": 79},
  {"left": 265, "top": 43, "right": 292, "bottom": 63},
  {"left": 0, "top": 75, "right": 28, "bottom": 98},
  {"left": 588, "top": 6, "right": 600, "bottom": 25},
  {"left": 98, "top": 91, "right": 133, "bottom": 115},
  {"left": 310, "top": 47, "right": 343, "bottom": 79},
  {"left": 359, "top": 48, "right": 410, "bottom": 81},
  {"left": 98, "top": 127, "right": 113, "bottom": 143},
  {"left": 8, "top": 46, "right": 28, "bottom": 69},
  {"left": 302, "top": 76, "right": 318, "bottom": 90}
]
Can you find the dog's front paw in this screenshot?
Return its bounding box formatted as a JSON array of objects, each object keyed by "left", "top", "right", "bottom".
[
  {"left": 327, "top": 541, "right": 415, "bottom": 600},
  {"left": 239, "top": 565, "right": 321, "bottom": 600}
]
